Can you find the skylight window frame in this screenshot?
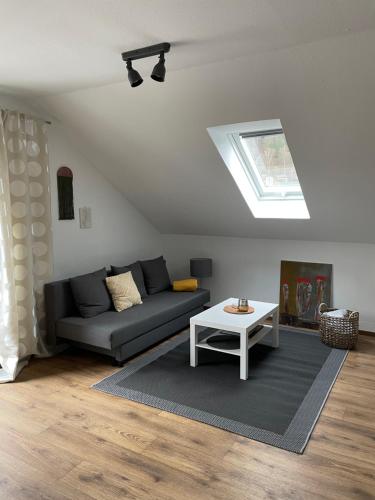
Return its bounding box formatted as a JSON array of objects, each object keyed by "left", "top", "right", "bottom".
[
  {"left": 229, "top": 129, "right": 303, "bottom": 202},
  {"left": 207, "top": 119, "right": 310, "bottom": 220}
]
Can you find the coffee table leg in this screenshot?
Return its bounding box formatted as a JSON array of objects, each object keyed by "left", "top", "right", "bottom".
[
  {"left": 190, "top": 323, "right": 198, "bottom": 367},
  {"left": 272, "top": 309, "right": 279, "bottom": 348},
  {"left": 240, "top": 332, "right": 249, "bottom": 380}
]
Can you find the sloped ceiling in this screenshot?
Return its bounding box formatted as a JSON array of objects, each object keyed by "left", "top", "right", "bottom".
[
  {"left": 3, "top": 1, "right": 375, "bottom": 242},
  {"left": 1, "top": 0, "right": 374, "bottom": 95}
]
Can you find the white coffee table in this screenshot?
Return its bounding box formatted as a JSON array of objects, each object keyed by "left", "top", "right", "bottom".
[{"left": 190, "top": 298, "right": 279, "bottom": 380}]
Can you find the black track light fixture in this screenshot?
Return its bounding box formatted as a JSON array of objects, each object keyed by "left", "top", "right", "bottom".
[
  {"left": 150, "top": 53, "right": 166, "bottom": 82},
  {"left": 126, "top": 60, "right": 143, "bottom": 88},
  {"left": 121, "top": 43, "right": 170, "bottom": 88}
]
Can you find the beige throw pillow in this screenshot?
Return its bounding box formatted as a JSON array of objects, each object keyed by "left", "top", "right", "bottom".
[{"left": 106, "top": 271, "right": 142, "bottom": 312}]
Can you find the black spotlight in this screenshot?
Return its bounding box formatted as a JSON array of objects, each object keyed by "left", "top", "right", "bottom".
[
  {"left": 151, "top": 53, "right": 166, "bottom": 82},
  {"left": 121, "top": 43, "right": 170, "bottom": 88},
  {"left": 126, "top": 60, "right": 143, "bottom": 88}
]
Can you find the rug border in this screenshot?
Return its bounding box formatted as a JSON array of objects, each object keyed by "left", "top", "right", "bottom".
[{"left": 92, "top": 328, "right": 347, "bottom": 454}]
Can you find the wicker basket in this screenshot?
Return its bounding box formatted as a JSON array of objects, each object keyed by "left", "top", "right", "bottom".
[{"left": 319, "top": 303, "right": 359, "bottom": 349}]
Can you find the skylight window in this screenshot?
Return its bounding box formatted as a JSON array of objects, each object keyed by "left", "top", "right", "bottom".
[{"left": 207, "top": 119, "right": 310, "bottom": 219}]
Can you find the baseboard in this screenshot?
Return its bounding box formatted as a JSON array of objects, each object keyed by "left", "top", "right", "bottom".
[
  {"left": 359, "top": 330, "right": 375, "bottom": 337},
  {"left": 265, "top": 319, "right": 375, "bottom": 337}
]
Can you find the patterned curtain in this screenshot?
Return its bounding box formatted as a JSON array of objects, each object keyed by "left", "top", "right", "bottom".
[{"left": 0, "top": 110, "right": 52, "bottom": 382}]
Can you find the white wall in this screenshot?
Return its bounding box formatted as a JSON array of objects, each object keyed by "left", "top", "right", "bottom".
[
  {"left": 1, "top": 94, "right": 163, "bottom": 280},
  {"left": 162, "top": 234, "right": 375, "bottom": 332},
  {"left": 48, "top": 124, "right": 162, "bottom": 279}
]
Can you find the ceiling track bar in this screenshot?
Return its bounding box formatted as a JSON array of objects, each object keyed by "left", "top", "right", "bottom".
[{"left": 121, "top": 43, "right": 171, "bottom": 62}]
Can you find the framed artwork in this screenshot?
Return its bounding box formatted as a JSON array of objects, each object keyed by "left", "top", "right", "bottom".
[
  {"left": 79, "top": 207, "right": 92, "bottom": 229},
  {"left": 57, "top": 166, "right": 74, "bottom": 220},
  {"left": 279, "top": 260, "right": 333, "bottom": 329}
]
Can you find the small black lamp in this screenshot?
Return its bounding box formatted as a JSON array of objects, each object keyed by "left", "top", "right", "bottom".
[
  {"left": 126, "top": 60, "right": 143, "bottom": 87},
  {"left": 190, "top": 258, "right": 212, "bottom": 286},
  {"left": 151, "top": 53, "right": 166, "bottom": 82}
]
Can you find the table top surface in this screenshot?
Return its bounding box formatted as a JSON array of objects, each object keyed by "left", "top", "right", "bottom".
[{"left": 190, "top": 298, "right": 279, "bottom": 332}]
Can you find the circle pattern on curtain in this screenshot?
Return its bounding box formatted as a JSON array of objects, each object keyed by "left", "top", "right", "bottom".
[{"left": 5, "top": 112, "right": 52, "bottom": 358}]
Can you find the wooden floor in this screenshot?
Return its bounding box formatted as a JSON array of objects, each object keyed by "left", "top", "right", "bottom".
[{"left": 1, "top": 334, "right": 374, "bottom": 500}]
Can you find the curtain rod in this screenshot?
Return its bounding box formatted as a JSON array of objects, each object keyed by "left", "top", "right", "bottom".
[{"left": 2, "top": 108, "right": 52, "bottom": 125}]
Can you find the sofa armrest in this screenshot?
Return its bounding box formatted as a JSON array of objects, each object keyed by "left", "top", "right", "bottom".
[{"left": 45, "top": 279, "right": 78, "bottom": 345}]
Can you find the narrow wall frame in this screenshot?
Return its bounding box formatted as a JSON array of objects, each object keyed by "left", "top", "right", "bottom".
[{"left": 57, "top": 166, "right": 74, "bottom": 220}]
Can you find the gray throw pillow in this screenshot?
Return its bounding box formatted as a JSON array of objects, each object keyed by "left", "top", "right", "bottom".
[
  {"left": 111, "top": 261, "right": 148, "bottom": 298},
  {"left": 140, "top": 256, "right": 171, "bottom": 295},
  {"left": 70, "top": 268, "right": 112, "bottom": 318}
]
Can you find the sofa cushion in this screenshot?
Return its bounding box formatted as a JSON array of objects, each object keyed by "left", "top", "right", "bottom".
[
  {"left": 140, "top": 256, "right": 171, "bottom": 295},
  {"left": 106, "top": 272, "right": 142, "bottom": 312},
  {"left": 70, "top": 268, "right": 111, "bottom": 318},
  {"left": 56, "top": 289, "right": 210, "bottom": 350},
  {"left": 111, "top": 261, "right": 148, "bottom": 298},
  {"left": 173, "top": 278, "right": 198, "bottom": 292}
]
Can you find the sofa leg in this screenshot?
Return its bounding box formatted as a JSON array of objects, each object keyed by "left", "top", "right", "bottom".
[{"left": 112, "top": 358, "right": 124, "bottom": 367}]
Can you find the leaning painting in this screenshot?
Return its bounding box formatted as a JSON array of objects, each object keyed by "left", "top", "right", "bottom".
[{"left": 279, "top": 260, "right": 332, "bottom": 330}]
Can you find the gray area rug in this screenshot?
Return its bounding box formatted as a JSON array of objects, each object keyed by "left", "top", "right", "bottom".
[{"left": 92, "top": 328, "right": 347, "bottom": 453}]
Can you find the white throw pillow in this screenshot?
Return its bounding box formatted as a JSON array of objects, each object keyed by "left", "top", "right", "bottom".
[{"left": 105, "top": 271, "right": 142, "bottom": 312}]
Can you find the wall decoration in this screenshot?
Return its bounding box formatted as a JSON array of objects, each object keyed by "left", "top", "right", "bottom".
[
  {"left": 79, "top": 207, "right": 92, "bottom": 229},
  {"left": 57, "top": 166, "right": 74, "bottom": 220},
  {"left": 279, "top": 260, "right": 332, "bottom": 330}
]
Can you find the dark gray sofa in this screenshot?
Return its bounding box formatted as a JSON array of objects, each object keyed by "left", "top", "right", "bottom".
[{"left": 45, "top": 278, "right": 209, "bottom": 365}]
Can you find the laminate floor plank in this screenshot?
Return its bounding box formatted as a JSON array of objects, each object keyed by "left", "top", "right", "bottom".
[{"left": 0, "top": 334, "right": 374, "bottom": 499}]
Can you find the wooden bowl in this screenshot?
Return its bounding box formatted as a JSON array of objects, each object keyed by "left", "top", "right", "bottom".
[{"left": 223, "top": 304, "right": 255, "bottom": 315}]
